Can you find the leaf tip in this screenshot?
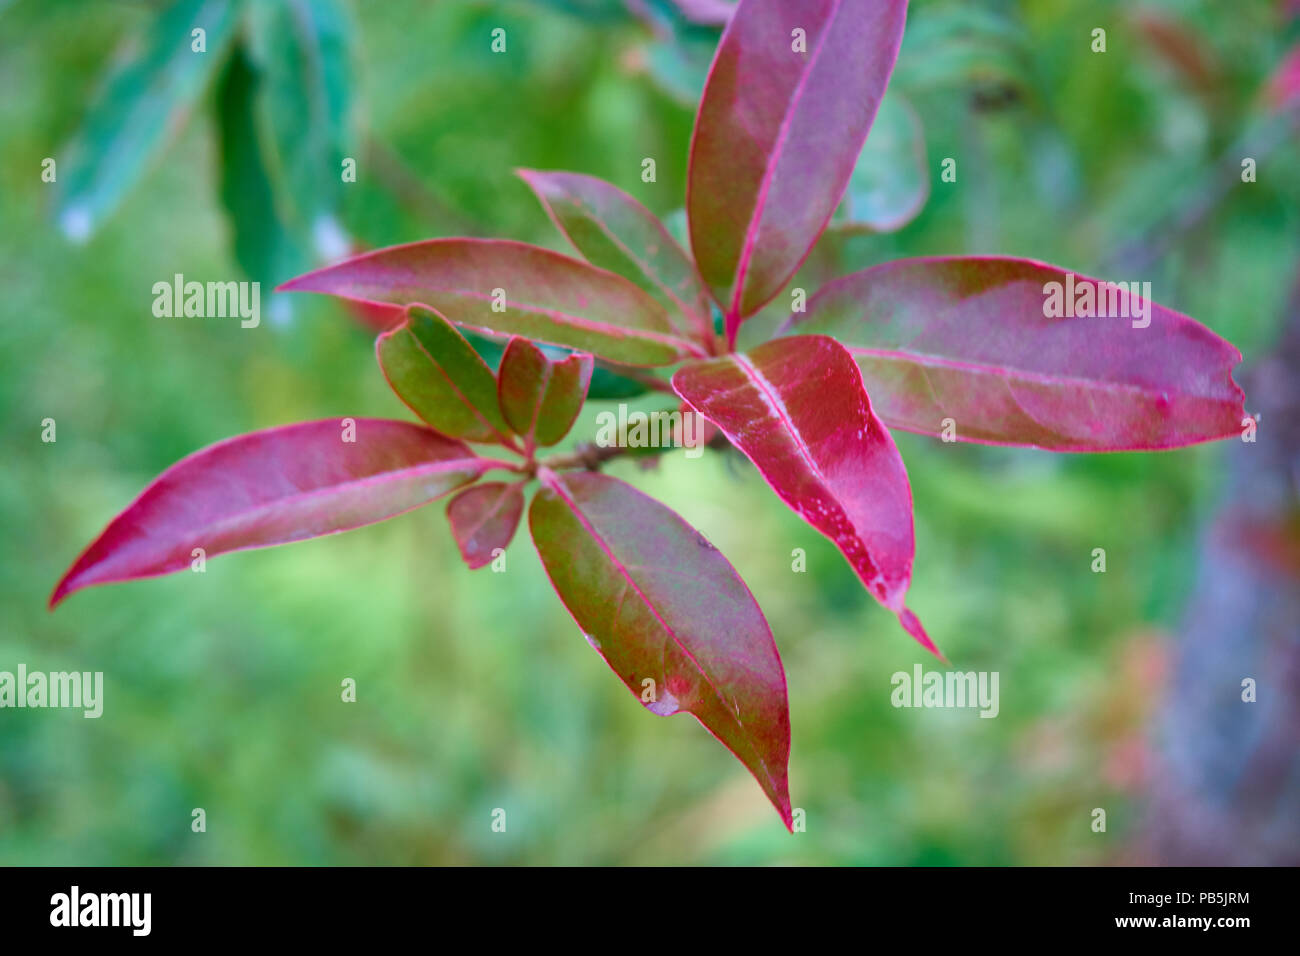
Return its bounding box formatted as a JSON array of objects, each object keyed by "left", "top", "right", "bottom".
[
  {"left": 48, "top": 568, "right": 81, "bottom": 611},
  {"left": 777, "top": 796, "right": 794, "bottom": 833},
  {"left": 274, "top": 274, "right": 308, "bottom": 294},
  {"left": 899, "top": 607, "right": 946, "bottom": 663},
  {"left": 276, "top": 258, "right": 348, "bottom": 294}
]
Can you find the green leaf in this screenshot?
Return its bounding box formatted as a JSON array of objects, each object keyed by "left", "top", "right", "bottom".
[
  {"left": 56, "top": 0, "right": 239, "bottom": 240},
  {"left": 585, "top": 366, "right": 652, "bottom": 400},
  {"left": 530, "top": 470, "right": 793, "bottom": 827},
  {"left": 377, "top": 307, "right": 514, "bottom": 445},
  {"left": 244, "top": 0, "right": 353, "bottom": 239},
  {"left": 644, "top": 26, "right": 719, "bottom": 106},
  {"left": 215, "top": 42, "right": 310, "bottom": 297},
  {"left": 832, "top": 91, "right": 929, "bottom": 234}
]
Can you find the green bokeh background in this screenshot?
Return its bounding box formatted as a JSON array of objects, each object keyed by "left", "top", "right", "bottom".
[{"left": 1, "top": 0, "right": 1297, "bottom": 864}]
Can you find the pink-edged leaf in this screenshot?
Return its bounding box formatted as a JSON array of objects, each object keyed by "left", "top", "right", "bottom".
[
  {"left": 687, "top": 0, "right": 908, "bottom": 338},
  {"left": 672, "top": 335, "right": 939, "bottom": 657},
  {"left": 785, "top": 257, "right": 1247, "bottom": 451},
  {"left": 50, "top": 418, "right": 499, "bottom": 607},
  {"left": 338, "top": 242, "right": 407, "bottom": 331},
  {"left": 279, "top": 238, "right": 703, "bottom": 367},
  {"left": 529, "top": 469, "right": 792, "bottom": 827},
  {"left": 377, "top": 306, "right": 515, "bottom": 446},
  {"left": 446, "top": 481, "right": 525, "bottom": 569},
  {"left": 346, "top": 299, "right": 406, "bottom": 332},
  {"left": 517, "top": 169, "right": 715, "bottom": 346},
  {"left": 497, "top": 337, "right": 593, "bottom": 449}
]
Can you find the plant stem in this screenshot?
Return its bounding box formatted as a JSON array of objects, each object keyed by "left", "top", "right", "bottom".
[
  {"left": 540, "top": 428, "right": 731, "bottom": 473},
  {"left": 480, "top": 457, "right": 529, "bottom": 475},
  {"left": 540, "top": 442, "right": 635, "bottom": 472}
]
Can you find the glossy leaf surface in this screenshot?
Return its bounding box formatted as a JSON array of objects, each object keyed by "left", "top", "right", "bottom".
[
  {"left": 497, "top": 338, "right": 593, "bottom": 448},
  {"left": 530, "top": 470, "right": 792, "bottom": 826},
  {"left": 787, "top": 257, "right": 1246, "bottom": 450},
  {"left": 673, "top": 335, "right": 938, "bottom": 655},
  {"left": 687, "top": 0, "right": 908, "bottom": 334},
  {"left": 51, "top": 419, "right": 493, "bottom": 607},
  {"left": 446, "top": 482, "right": 526, "bottom": 569},
  {"left": 377, "top": 306, "right": 513, "bottom": 444},
  {"left": 517, "top": 169, "right": 714, "bottom": 344},
  {"left": 279, "top": 239, "right": 701, "bottom": 367}
]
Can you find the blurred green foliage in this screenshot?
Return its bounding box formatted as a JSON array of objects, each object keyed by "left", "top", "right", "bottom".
[{"left": 1, "top": 0, "right": 1298, "bottom": 864}]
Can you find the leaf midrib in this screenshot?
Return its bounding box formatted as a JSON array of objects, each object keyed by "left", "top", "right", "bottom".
[{"left": 544, "top": 474, "right": 781, "bottom": 793}]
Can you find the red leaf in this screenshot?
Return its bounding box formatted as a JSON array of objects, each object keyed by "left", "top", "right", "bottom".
[
  {"left": 687, "top": 0, "right": 908, "bottom": 339},
  {"left": 337, "top": 243, "right": 406, "bottom": 332},
  {"left": 529, "top": 470, "right": 792, "bottom": 827},
  {"left": 516, "top": 169, "right": 715, "bottom": 346},
  {"left": 278, "top": 238, "right": 703, "bottom": 367},
  {"left": 50, "top": 419, "right": 501, "bottom": 607},
  {"left": 346, "top": 299, "right": 405, "bottom": 333},
  {"left": 672, "top": 335, "right": 940, "bottom": 657},
  {"left": 377, "top": 306, "right": 516, "bottom": 447},
  {"left": 786, "top": 257, "right": 1247, "bottom": 451},
  {"left": 446, "top": 481, "right": 526, "bottom": 569},
  {"left": 496, "top": 337, "right": 593, "bottom": 450}
]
